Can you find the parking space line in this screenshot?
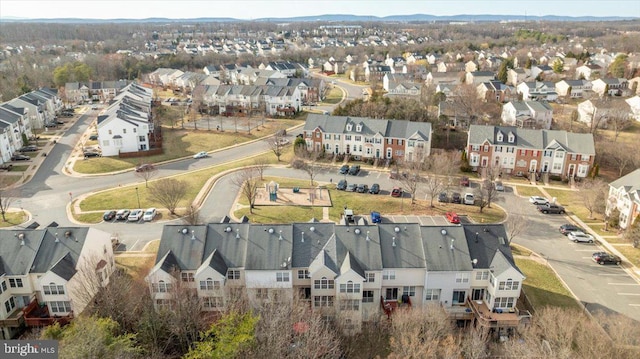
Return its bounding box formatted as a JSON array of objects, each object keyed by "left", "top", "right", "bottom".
[
  {"left": 576, "top": 249, "right": 596, "bottom": 252},
  {"left": 618, "top": 293, "right": 640, "bottom": 296},
  {"left": 629, "top": 304, "right": 640, "bottom": 306},
  {"left": 608, "top": 283, "right": 640, "bottom": 286},
  {"left": 599, "top": 273, "right": 631, "bottom": 276}
]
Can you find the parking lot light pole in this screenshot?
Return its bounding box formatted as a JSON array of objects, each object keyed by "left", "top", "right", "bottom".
[{"left": 135, "top": 187, "right": 141, "bottom": 208}]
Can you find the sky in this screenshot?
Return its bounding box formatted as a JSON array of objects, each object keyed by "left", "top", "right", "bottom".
[{"left": 1, "top": 0, "right": 639, "bottom": 20}]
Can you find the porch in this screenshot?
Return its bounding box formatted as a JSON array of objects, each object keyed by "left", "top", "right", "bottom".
[
  {"left": 467, "top": 298, "right": 531, "bottom": 328},
  {"left": 22, "top": 298, "right": 73, "bottom": 327},
  {"left": 380, "top": 295, "right": 412, "bottom": 318}
]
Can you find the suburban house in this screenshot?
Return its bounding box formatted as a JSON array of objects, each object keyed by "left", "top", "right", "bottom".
[
  {"left": 576, "top": 99, "right": 632, "bottom": 128},
  {"left": 64, "top": 81, "right": 129, "bottom": 104},
  {"left": 516, "top": 81, "right": 558, "bottom": 101},
  {"left": 591, "top": 78, "right": 628, "bottom": 97},
  {"left": 476, "top": 81, "right": 516, "bottom": 103},
  {"left": 555, "top": 79, "right": 592, "bottom": 98},
  {"left": 365, "top": 64, "right": 393, "bottom": 83},
  {"left": 147, "top": 68, "right": 185, "bottom": 88},
  {"left": 575, "top": 64, "right": 602, "bottom": 80},
  {"left": 0, "top": 105, "right": 30, "bottom": 163},
  {"left": 425, "top": 72, "right": 461, "bottom": 85},
  {"left": 625, "top": 95, "right": 640, "bottom": 122},
  {"left": 507, "top": 68, "right": 528, "bottom": 86},
  {"left": 198, "top": 84, "right": 302, "bottom": 117},
  {"left": 501, "top": 101, "right": 554, "bottom": 129},
  {"left": 466, "top": 125, "right": 595, "bottom": 179},
  {"left": 302, "top": 114, "right": 432, "bottom": 161},
  {"left": 96, "top": 83, "right": 155, "bottom": 157},
  {"left": 382, "top": 73, "right": 415, "bottom": 92},
  {"left": 253, "top": 77, "right": 324, "bottom": 105},
  {"left": 606, "top": 169, "right": 640, "bottom": 230},
  {"left": 529, "top": 65, "right": 554, "bottom": 80},
  {"left": 146, "top": 222, "right": 529, "bottom": 335},
  {"left": 465, "top": 71, "right": 496, "bottom": 85},
  {"left": 0, "top": 226, "right": 115, "bottom": 339}
]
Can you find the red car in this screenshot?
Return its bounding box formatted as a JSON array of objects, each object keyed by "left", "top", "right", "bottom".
[
  {"left": 460, "top": 176, "right": 470, "bottom": 187},
  {"left": 445, "top": 212, "right": 460, "bottom": 224},
  {"left": 391, "top": 187, "right": 403, "bottom": 197}
]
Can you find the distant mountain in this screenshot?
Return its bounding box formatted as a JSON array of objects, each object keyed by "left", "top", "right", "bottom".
[{"left": 1, "top": 13, "right": 637, "bottom": 23}]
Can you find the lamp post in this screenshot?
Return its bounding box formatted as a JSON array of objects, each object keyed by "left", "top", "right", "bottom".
[{"left": 135, "top": 187, "right": 141, "bottom": 208}]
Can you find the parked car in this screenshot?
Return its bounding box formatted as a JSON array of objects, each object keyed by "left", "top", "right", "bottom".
[
  {"left": 369, "top": 183, "right": 380, "bottom": 194},
  {"left": 143, "top": 208, "right": 157, "bottom": 221},
  {"left": 89, "top": 134, "right": 98, "bottom": 140},
  {"left": 128, "top": 209, "right": 143, "bottom": 221},
  {"left": 451, "top": 192, "right": 462, "bottom": 204},
  {"left": 135, "top": 163, "right": 155, "bottom": 172},
  {"left": 193, "top": 151, "right": 208, "bottom": 159},
  {"left": 537, "top": 203, "right": 565, "bottom": 214},
  {"left": 83, "top": 151, "right": 101, "bottom": 158},
  {"left": 494, "top": 181, "right": 504, "bottom": 191},
  {"left": 102, "top": 210, "right": 116, "bottom": 221},
  {"left": 391, "top": 187, "right": 403, "bottom": 197},
  {"left": 115, "top": 209, "right": 130, "bottom": 220},
  {"left": 371, "top": 211, "right": 381, "bottom": 223},
  {"left": 18, "top": 145, "right": 38, "bottom": 152},
  {"left": 568, "top": 231, "right": 594, "bottom": 243},
  {"left": 346, "top": 183, "right": 357, "bottom": 192},
  {"left": 274, "top": 138, "right": 290, "bottom": 146},
  {"left": 11, "top": 154, "right": 30, "bottom": 161},
  {"left": 336, "top": 179, "right": 347, "bottom": 190},
  {"left": 592, "top": 252, "right": 622, "bottom": 265},
  {"left": 339, "top": 165, "right": 349, "bottom": 174},
  {"left": 460, "top": 176, "right": 470, "bottom": 187},
  {"left": 559, "top": 224, "right": 581, "bottom": 235},
  {"left": 356, "top": 184, "right": 369, "bottom": 193},
  {"left": 464, "top": 193, "right": 475, "bottom": 205},
  {"left": 348, "top": 165, "right": 361, "bottom": 175},
  {"left": 445, "top": 212, "right": 460, "bottom": 224},
  {"left": 438, "top": 192, "right": 449, "bottom": 203},
  {"left": 529, "top": 196, "right": 549, "bottom": 205}
]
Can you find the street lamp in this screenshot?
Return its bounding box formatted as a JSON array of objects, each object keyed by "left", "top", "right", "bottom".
[{"left": 135, "top": 187, "right": 141, "bottom": 208}]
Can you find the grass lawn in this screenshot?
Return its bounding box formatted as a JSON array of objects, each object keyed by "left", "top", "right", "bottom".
[
  {"left": 9, "top": 165, "right": 30, "bottom": 172},
  {"left": 322, "top": 87, "right": 344, "bottom": 105},
  {"left": 235, "top": 206, "right": 323, "bottom": 223},
  {"left": 514, "top": 185, "right": 544, "bottom": 198},
  {"left": 76, "top": 147, "right": 295, "bottom": 216},
  {"left": 544, "top": 188, "right": 600, "bottom": 222},
  {"left": 143, "top": 239, "right": 160, "bottom": 253},
  {"left": 237, "top": 177, "right": 319, "bottom": 206},
  {"left": 74, "top": 212, "right": 104, "bottom": 224},
  {"left": 511, "top": 243, "right": 532, "bottom": 256},
  {"left": 0, "top": 212, "right": 28, "bottom": 227},
  {"left": 73, "top": 118, "right": 302, "bottom": 174},
  {"left": 0, "top": 175, "right": 23, "bottom": 186},
  {"left": 612, "top": 245, "right": 640, "bottom": 268},
  {"left": 586, "top": 223, "right": 619, "bottom": 238},
  {"left": 515, "top": 258, "right": 581, "bottom": 310},
  {"left": 115, "top": 255, "right": 155, "bottom": 278}
]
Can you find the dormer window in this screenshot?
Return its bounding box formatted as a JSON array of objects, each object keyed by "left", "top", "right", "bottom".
[
  {"left": 508, "top": 133, "right": 515, "bottom": 143},
  {"left": 496, "top": 131, "right": 503, "bottom": 142},
  {"left": 346, "top": 123, "right": 353, "bottom": 131},
  {"left": 356, "top": 124, "right": 362, "bottom": 132}
]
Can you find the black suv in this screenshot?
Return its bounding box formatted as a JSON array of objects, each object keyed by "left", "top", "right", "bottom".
[
  {"left": 339, "top": 165, "right": 349, "bottom": 174},
  {"left": 451, "top": 192, "right": 462, "bottom": 204},
  {"left": 438, "top": 192, "right": 449, "bottom": 203},
  {"left": 369, "top": 183, "right": 380, "bottom": 194},
  {"left": 348, "top": 165, "right": 361, "bottom": 175},
  {"left": 559, "top": 224, "right": 581, "bottom": 236},
  {"left": 592, "top": 252, "right": 622, "bottom": 265},
  {"left": 336, "top": 179, "right": 347, "bottom": 190}
]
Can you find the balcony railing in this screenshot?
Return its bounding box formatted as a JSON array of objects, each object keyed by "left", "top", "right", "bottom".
[
  {"left": 22, "top": 298, "right": 74, "bottom": 328},
  {"left": 467, "top": 297, "right": 528, "bottom": 328}
]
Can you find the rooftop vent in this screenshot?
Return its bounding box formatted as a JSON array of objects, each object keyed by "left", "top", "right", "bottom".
[
  {"left": 310, "top": 226, "right": 315, "bottom": 232},
  {"left": 268, "top": 228, "right": 274, "bottom": 234},
  {"left": 225, "top": 226, "right": 232, "bottom": 233},
  {"left": 354, "top": 228, "right": 361, "bottom": 235},
  {"left": 191, "top": 230, "right": 196, "bottom": 241},
  {"left": 65, "top": 231, "right": 72, "bottom": 238},
  {"left": 300, "top": 231, "right": 304, "bottom": 242},
  {"left": 366, "top": 230, "right": 370, "bottom": 241},
  {"left": 394, "top": 227, "right": 400, "bottom": 233},
  {"left": 392, "top": 236, "right": 396, "bottom": 247},
  {"left": 18, "top": 233, "right": 25, "bottom": 240},
  {"left": 181, "top": 228, "right": 189, "bottom": 234},
  {"left": 236, "top": 228, "right": 240, "bottom": 239},
  {"left": 440, "top": 229, "right": 447, "bottom": 236}
]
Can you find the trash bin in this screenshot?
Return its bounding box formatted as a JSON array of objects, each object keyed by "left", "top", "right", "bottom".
[{"left": 293, "top": 187, "right": 300, "bottom": 193}]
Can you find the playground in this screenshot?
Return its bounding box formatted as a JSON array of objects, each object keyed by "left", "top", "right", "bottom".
[{"left": 254, "top": 181, "right": 332, "bottom": 207}]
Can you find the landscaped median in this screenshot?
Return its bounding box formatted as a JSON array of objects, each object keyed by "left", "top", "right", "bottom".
[{"left": 72, "top": 148, "right": 295, "bottom": 223}]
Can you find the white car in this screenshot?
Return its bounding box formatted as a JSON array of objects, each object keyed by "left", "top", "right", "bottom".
[
  {"left": 193, "top": 151, "right": 208, "bottom": 159},
  {"left": 142, "top": 208, "right": 157, "bottom": 222},
  {"left": 529, "top": 196, "right": 549, "bottom": 205},
  {"left": 274, "top": 138, "right": 290, "bottom": 146},
  {"left": 463, "top": 193, "right": 475, "bottom": 205},
  {"left": 568, "top": 231, "right": 594, "bottom": 243},
  {"left": 127, "top": 209, "right": 143, "bottom": 222},
  {"left": 494, "top": 181, "right": 504, "bottom": 191}
]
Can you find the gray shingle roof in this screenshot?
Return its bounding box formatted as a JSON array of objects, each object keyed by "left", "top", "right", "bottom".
[
  {"left": 610, "top": 168, "right": 640, "bottom": 200},
  {"left": 468, "top": 125, "right": 595, "bottom": 154},
  {"left": 304, "top": 114, "right": 431, "bottom": 140},
  {"left": 421, "top": 226, "right": 473, "bottom": 271},
  {"left": 463, "top": 224, "right": 522, "bottom": 276}
]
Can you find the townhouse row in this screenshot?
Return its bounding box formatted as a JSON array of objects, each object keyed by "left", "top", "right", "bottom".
[
  {"left": 146, "top": 222, "right": 527, "bottom": 333},
  {"left": 466, "top": 125, "right": 596, "bottom": 179}
]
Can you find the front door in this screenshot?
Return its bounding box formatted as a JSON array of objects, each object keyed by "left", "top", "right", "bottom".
[
  {"left": 452, "top": 290, "right": 466, "bottom": 305},
  {"left": 542, "top": 161, "right": 549, "bottom": 172},
  {"left": 376, "top": 149, "right": 380, "bottom": 158},
  {"left": 481, "top": 157, "right": 488, "bottom": 167},
  {"left": 568, "top": 164, "right": 575, "bottom": 177},
  {"left": 529, "top": 160, "right": 537, "bottom": 172}
]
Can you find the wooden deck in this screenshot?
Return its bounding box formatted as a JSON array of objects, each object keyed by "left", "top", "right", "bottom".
[{"left": 468, "top": 298, "right": 530, "bottom": 328}]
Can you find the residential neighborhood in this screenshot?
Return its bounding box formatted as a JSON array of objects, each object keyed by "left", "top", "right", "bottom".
[{"left": 1, "top": 5, "right": 640, "bottom": 358}]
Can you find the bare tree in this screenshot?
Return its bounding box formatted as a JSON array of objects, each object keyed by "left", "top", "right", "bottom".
[
  {"left": 0, "top": 176, "right": 18, "bottom": 222},
  {"left": 460, "top": 326, "right": 491, "bottom": 359},
  {"left": 232, "top": 168, "right": 260, "bottom": 214},
  {"left": 296, "top": 150, "right": 322, "bottom": 186},
  {"left": 604, "top": 141, "right": 639, "bottom": 177},
  {"left": 182, "top": 204, "right": 201, "bottom": 225},
  {"left": 504, "top": 214, "right": 530, "bottom": 242},
  {"left": 269, "top": 131, "right": 287, "bottom": 161},
  {"left": 397, "top": 158, "right": 423, "bottom": 205},
  {"left": 148, "top": 178, "right": 188, "bottom": 215},
  {"left": 388, "top": 304, "right": 457, "bottom": 358},
  {"left": 135, "top": 165, "right": 158, "bottom": 188},
  {"left": 577, "top": 178, "right": 607, "bottom": 219},
  {"left": 608, "top": 109, "right": 632, "bottom": 142},
  {"left": 253, "top": 157, "right": 268, "bottom": 180},
  {"left": 451, "top": 84, "right": 483, "bottom": 125}
]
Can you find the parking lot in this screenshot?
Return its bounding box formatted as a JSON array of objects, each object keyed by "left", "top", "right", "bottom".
[{"left": 383, "top": 214, "right": 469, "bottom": 225}]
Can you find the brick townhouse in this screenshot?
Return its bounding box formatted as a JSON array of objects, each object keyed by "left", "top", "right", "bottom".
[{"left": 466, "top": 125, "right": 595, "bottom": 179}]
